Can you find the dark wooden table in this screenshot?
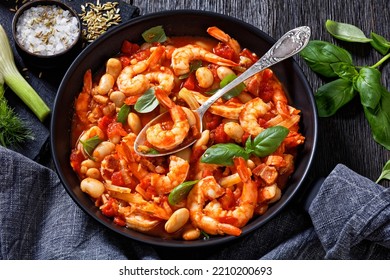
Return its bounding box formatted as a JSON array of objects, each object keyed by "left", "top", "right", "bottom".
[
  {"left": 0, "top": 0, "right": 389, "bottom": 260},
  {"left": 135, "top": 0, "right": 390, "bottom": 187}
]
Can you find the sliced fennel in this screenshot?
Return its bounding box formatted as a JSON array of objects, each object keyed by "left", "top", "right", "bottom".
[{"left": 0, "top": 24, "right": 50, "bottom": 122}]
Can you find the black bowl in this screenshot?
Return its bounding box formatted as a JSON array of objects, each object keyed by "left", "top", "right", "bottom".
[
  {"left": 51, "top": 10, "right": 318, "bottom": 248},
  {"left": 12, "top": 0, "right": 82, "bottom": 69}
]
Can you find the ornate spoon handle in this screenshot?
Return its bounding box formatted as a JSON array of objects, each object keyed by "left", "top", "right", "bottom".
[{"left": 196, "top": 26, "right": 311, "bottom": 118}]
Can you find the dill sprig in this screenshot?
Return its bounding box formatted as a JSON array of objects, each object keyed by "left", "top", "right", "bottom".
[{"left": 0, "top": 78, "right": 34, "bottom": 148}]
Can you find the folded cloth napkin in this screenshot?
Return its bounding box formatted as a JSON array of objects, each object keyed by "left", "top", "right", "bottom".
[{"left": 0, "top": 146, "right": 389, "bottom": 259}]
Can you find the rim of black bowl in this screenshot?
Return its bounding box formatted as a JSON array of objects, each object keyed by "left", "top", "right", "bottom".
[
  {"left": 51, "top": 10, "right": 318, "bottom": 248},
  {"left": 12, "top": 0, "right": 81, "bottom": 58}
]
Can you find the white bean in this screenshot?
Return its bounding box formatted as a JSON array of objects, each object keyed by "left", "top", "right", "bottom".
[
  {"left": 193, "top": 129, "right": 210, "bottom": 149},
  {"left": 96, "top": 73, "right": 115, "bottom": 95},
  {"left": 217, "top": 66, "right": 235, "bottom": 80},
  {"left": 86, "top": 168, "right": 101, "bottom": 179},
  {"left": 223, "top": 122, "right": 244, "bottom": 143},
  {"left": 195, "top": 67, "right": 214, "bottom": 88},
  {"left": 106, "top": 58, "right": 122, "bottom": 80},
  {"left": 110, "top": 91, "right": 126, "bottom": 108},
  {"left": 80, "top": 177, "right": 105, "bottom": 198},
  {"left": 92, "top": 141, "right": 115, "bottom": 162},
  {"left": 182, "top": 227, "right": 201, "bottom": 241},
  {"left": 164, "top": 208, "right": 190, "bottom": 233},
  {"left": 127, "top": 112, "right": 142, "bottom": 135}
]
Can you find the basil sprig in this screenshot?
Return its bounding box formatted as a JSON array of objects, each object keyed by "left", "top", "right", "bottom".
[
  {"left": 201, "top": 126, "right": 289, "bottom": 166},
  {"left": 300, "top": 20, "right": 390, "bottom": 152}
]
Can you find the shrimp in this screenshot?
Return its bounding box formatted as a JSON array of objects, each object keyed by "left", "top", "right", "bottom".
[
  {"left": 239, "top": 97, "right": 271, "bottom": 136},
  {"left": 125, "top": 211, "right": 161, "bottom": 232},
  {"left": 207, "top": 26, "right": 241, "bottom": 59},
  {"left": 191, "top": 90, "right": 244, "bottom": 120},
  {"left": 144, "top": 67, "right": 175, "bottom": 94},
  {"left": 187, "top": 157, "right": 258, "bottom": 236},
  {"left": 117, "top": 46, "right": 165, "bottom": 95},
  {"left": 171, "top": 44, "right": 238, "bottom": 76},
  {"left": 74, "top": 69, "right": 92, "bottom": 124},
  {"left": 150, "top": 155, "right": 190, "bottom": 195},
  {"left": 146, "top": 89, "right": 190, "bottom": 151}
]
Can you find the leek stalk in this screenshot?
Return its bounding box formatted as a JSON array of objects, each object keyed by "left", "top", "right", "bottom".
[{"left": 0, "top": 24, "right": 50, "bottom": 122}]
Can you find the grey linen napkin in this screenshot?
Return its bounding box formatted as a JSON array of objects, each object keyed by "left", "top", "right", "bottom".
[{"left": 1, "top": 146, "right": 389, "bottom": 259}]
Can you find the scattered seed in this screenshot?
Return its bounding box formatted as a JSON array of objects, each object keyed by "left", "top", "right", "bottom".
[{"left": 79, "top": 1, "right": 122, "bottom": 43}]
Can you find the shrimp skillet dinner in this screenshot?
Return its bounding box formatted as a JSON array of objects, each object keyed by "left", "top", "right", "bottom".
[{"left": 70, "top": 26, "right": 305, "bottom": 241}]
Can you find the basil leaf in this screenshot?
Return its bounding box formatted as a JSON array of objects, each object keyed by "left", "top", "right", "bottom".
[
  {"left": 117, "top": 104, "right": 131, "bottom": 124},
  {"left": 142, "top": 26, "right": 167, "bottom": 43},
  {"left": 300, "top": 40, "right": 353, "bottom": 78},
  {"left": 252, "top": 126, "right": 289, "bottom": 157},
  {"left": 325, "top": 20, "right": 372, "bottom": 43},
  {"left": 219, "top": 74, "right": 246, "bottom": 100},
  {"left": 370, "top": 32, "right": 390, "bottom": 55},
  {"left": 315, "top": 78, "right": 356, "bottom": 117},
  {"left": 363, "top": 87, "right": 390, "bottom": 150},
  {"left": 354, "top": 67, "right": 382, "bottom": 109},
  {"left": 168, "top": 180, "right": 199, "bottom": 205},
  {"left": 376, "top": 160, "right": 390, "bottom": 183},
  {"left": 200, "top": 143, "right": 249, "bottom": 166},
  {"left": 79, "top": 135, "right": 103, "bottom": 159},
  {"left": 134, "top": 88, "right": 159, "bottom": 113},
  {"left": 330, "top": 62, "right": 358, "bottom": 81}
]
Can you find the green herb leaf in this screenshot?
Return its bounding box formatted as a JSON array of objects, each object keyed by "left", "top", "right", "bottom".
[
  {"left": 376, "top": 160, "right": 390, "bottom": 183},
  {"left": 363, "top": 87, "right": 390, "bottom": 150},
  {"left": 0, "top": 97, "right": 34, "bottom": 148},
  {"left": 146, "top": 148, "right": 160, "bottom": 155},
  {"left": 300, "top": 40, "right": 353, "bottom": 78},
  {"left": 142, "top": 26, "right": 167, "bottom": 43},
  {"left": 219, "top": 73, "right": 246, "bottom": 100},
  {"left": 79, "top": 135, "right": 103, "bottom": 159},
  {"left": 179, "top": 60, "right": 202, "bottom": 79},
  {"left": 354, "top": 67, "right": 382, "bottom": 109},
  {"left": 370, "top": 32, "right": 390, "bottom": 55},
  {"left": 330, "top": 62, "right": 358, "bottom": 81},
  {"left": 168, "top": 180, "right": 199, "bottom": 205},
  {"left": 252, "top": 126, "right": 289, "bottom": 157},
  {"left": 325, "top": 20, "right": 372, "bottom": 43},
  {"left": 201, "top": 143, "right": 249, "bottom": 166},
  {"left": 315, "top": 78, "right": 356, "bottom": 117},
  {"left": 134, "top": 88, "right": 159, "bottom": 113},
  {"left": 117, "top": 104, "right": 131, "bottom": 124}
]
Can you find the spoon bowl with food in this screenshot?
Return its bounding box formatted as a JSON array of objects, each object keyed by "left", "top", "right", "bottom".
[{"left": 134, "top": 26, "right": 311, "bottom": 157}]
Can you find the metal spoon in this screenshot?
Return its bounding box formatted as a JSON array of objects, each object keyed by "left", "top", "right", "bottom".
[{"left": 134, "top": 26, "right": 311, "bottom": 157}]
